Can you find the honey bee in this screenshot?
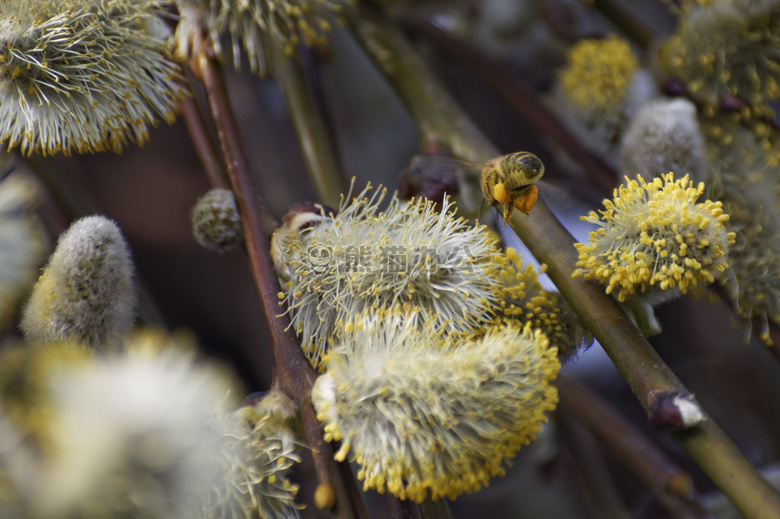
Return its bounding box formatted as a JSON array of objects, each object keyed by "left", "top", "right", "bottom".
[
  {"left": 399, "top": 151, "right": 545, "bottom": 225},
  {"left": 479, "top": 152, "right": 544, "bottom": 225}
]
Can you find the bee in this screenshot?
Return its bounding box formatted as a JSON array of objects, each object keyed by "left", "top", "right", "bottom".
[
  {"left": 479, "top": 152, "right": 545, "bottom": 225},
  {"left": 399, "top": 151, "right": 545, "bottom": 225}
]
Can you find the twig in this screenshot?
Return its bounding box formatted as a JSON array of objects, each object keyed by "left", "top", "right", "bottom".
[
  {"left": 196, "top": 48, "right": 368, "bottom": 519},
  {"left": 558, "top": 375, "right": 705, "bottom": 518},
  {"left": 555, "top": 409, "right": 631, "bottom": 519},
  {"left": 404, "top": 19, "right": 617, "bottom": 195},
  {"left": 349, "top": 4, "right": 780, "bottom": 517},
  {"left": 588, "top": 0, "right": 661, "bottom": 50},
  {"left": 387, "top": 494, "right": 418, "bottom": 519},
  {"left": 515, "top": 201, "right": 780, "bottom": 519},
  {"left": 417, "top": 499, "right": 452, "bottom": 519},
  {"left": 179, "top": 78, "right": 229, "bottom": 189},
  {"left": 271, "top": 47, "right": 345, "bottom": 207},
  {"left": 348, "top": 5, "right": 494, "bottom": 163}
]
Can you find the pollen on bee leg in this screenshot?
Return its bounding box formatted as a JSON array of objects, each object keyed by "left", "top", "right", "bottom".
[
  {"left": 493, "top": 183, "right": 511, "bottom": 205},
  {"left": 513, "top": 185, "right": 539, "bottom": 214}
]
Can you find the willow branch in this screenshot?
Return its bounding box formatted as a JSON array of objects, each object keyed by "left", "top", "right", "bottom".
[
  {"left": 588, "top": 0, "right": 659, "bottom": 50},
  {"left": 271, "top": 47, "right": 344, "bottom": 207},
  {"left": 179, "top": 79, "right": 229, "bottom": 189},
  {"left": 404, "top": 19, "right": 617, "bottom": 194},
  {"left": 558, "top": 375, "right": 700, "bottom": 517},
  {"left": 417, "top": 498, "right": 452, "bottom": 519},
  {"left": 515, "top": 201, "right": 780, "bottom": 519},
  {"left": 348, "top": 4, "right": 494, "bottom": 163},
  {"left": 196, "top": 49, "right": 367, "bottom": 519},
  {"left": 555, "top": 409, "right": 631, "bottom": 519},
  {"left": 349, "top": 4, "right": 780, "bottom": 518},
  {"left": 387, "top": 494, "right": 418, "bottom": 519}
]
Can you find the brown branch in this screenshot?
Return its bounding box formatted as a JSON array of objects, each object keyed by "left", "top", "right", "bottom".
[
  {"left": 417, "top": 498, "right": 452, "bottom": 519},
  {"left": 513, "top": 201, "right": 780, "bottom": 519},
  {"left": 588, "top": 0, "right": 661, "bottom": 50},
  {"left": 179, "top": 78, "right": 229, "bottom": 189},
  {"left": 555, "top": 408, "right": 632, "bottom": 519},
  {"left": 196, "top": 49, "right": 367, "bottom": 519},
  {"left": 348, "top": 6, "right": 495, "bottom": 163},
  {"left": 387, "top": 494, "right": 418, "bottom": 519},
  {"left": 558, "top": 375, "right": 706, "bottom": 518}
]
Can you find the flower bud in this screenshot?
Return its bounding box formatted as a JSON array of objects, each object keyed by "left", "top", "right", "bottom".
[
  {"left": 21, "top": 216, "right": 136, "bottom": 350},
  {"left": 621, "top": 98, "right": 710, "bottom": 184},
  {"left": 191, "top": 188, "right": 243, "bottom": 253}
]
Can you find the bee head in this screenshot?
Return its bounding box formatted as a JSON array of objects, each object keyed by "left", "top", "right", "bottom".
[{"left": 501, "top": 153, "right": 545, "bottom": 190}]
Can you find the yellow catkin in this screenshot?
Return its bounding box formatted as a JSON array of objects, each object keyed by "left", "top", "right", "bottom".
[
  {"left": 0, "top": 0, "right": 186, "bottom": 155},
  {"left": 573, "top": 173, "right": 734, "bottom": 303},
  {"left": 312, "top": 314, "right": 560, "bottom": 502},
  {"left": 560, "top": 34, "right": 639, "bottom": 119}
]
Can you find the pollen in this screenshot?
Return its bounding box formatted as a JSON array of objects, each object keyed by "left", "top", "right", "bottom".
[
  {"left": 552, "top": 34, "right": 655, "bottom": 154},
  {"left": 659, "top": 0, "right": 780, "bottom": 126},
  {"left": 311, "top": 314, "right": 560, "bottom": 502},
  {"left": 573, "top": 173, "right": 734, "bottom": 303},
  {"left": 493, "top": 248, "right": 592, "bottom": 362},
  {"left": 560, "top": 34, "right": 638, "bottom": 118}
]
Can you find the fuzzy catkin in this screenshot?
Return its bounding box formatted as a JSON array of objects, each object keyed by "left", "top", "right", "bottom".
[
  {"left": 0, "top": 172, "right": 45, "bottom": 331},
  {"left": 21, "top": 216, "right": 136, "bottom": 350},
  {"left": 174, "top": 0, "right": 353, "bottom": 76},
  {"left": 494, "top": 248, "right": 592, "bottom": 362},
  {"left": 574, "top": 173, "right": 735, "bottom": 303},
  {"left": 203, "top": 391, "right": 302, "bottom": 519},
  {"left": 312, "top": 315, "right": 560, "bottom": 502},
  {"left": 621, "top": 98, "right": 710, "bottom": 184},
  {"left": 272, "top": 183, "right": 502, "bottom": 368},
  {"left": 26, "top": 330, "right": 239, "bottom": 519},
  {"left": 0, "top": 0, "right": 186, "bottom": 155},
  {"left": 552, "top": 34, "right": 656, "bottom": 155},
  {"left": 660, "top": 0, "right": 780, "bottom": 122}
]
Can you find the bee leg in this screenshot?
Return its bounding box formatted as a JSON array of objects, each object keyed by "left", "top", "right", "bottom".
[
  {"left": 513, "top": 185, "right": 539, "bottom": 214},
  {"left": 501, "top": 203, "right": 514, "bottom": 227}
]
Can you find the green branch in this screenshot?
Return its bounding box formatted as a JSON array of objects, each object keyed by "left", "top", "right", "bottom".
[{"left": 271, "top": 47, "right": 345, "bottom": 207}]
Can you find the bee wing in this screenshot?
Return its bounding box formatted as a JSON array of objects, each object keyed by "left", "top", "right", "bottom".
[
  {"left": 403, "top": 155, "right": 486, "bottom": 180},
  {"left": 534, "top": 178, "right": 587, "bottom": 212},
  {"left": 399, "top": 155, "right": 487, "bottom": 204}
]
